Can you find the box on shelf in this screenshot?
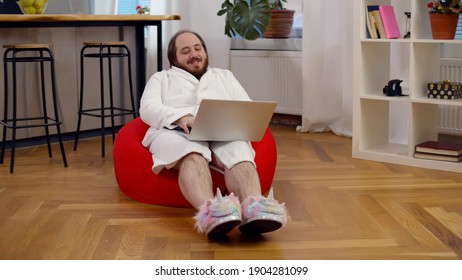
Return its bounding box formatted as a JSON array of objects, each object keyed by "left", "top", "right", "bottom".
[{"left": 427, "top": 81, "right": 462, "bottom": 100}]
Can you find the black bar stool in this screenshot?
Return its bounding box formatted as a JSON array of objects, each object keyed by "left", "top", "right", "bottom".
[
  {"left": 1, "top": 44, "right": 68, "bottom": 173},
  {"left": 74, "top": 41, "right": 138, "bottom": 158}
]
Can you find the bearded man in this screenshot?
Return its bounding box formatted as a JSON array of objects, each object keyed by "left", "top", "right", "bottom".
[{"left": 139, "top": 30, "right": 287, "bottom": 238}]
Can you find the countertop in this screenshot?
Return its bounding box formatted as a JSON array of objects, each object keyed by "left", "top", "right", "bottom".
[{"left": 0, "top": 14, "right": 180, "bottom": 23}]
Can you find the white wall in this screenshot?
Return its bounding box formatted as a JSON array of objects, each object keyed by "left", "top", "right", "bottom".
[
  {"left": 148, "top": 0, "right": 303, "bottom": 73},
  {"left": 163, "top": 0, "right": 230, "bottom": 69},
  {"left": 46, "top": 0, "right": 91, "bottom": 14}
]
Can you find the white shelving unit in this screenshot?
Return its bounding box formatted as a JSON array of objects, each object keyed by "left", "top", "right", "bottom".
[{"left": 353, "top": 0, "right": 462, "bottom": 173}]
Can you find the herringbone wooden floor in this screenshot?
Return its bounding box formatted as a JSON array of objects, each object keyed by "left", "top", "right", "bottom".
[{"left": 1, "top": 124, "right": 462, "bottom": 260}]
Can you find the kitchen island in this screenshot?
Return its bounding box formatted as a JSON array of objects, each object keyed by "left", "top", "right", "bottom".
[{"left": 0, "top": 14, "right": 180, "bottom": 139}]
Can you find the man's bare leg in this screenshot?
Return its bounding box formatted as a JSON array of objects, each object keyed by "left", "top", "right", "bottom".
[
  {"left": 212, "top": 155, "right": 287, "bottom": 235},
  {"left": 224, "top": 162, "right": 262, "bottom": 200},
  {"left": 210, "top": 153, "right": 261, "bottom": 200},
  {"left": 178, "top": 153, "right": 242, "bottom": 237},
  {"left": 176, "top": 153, "right": 214, "bottom": 208}
]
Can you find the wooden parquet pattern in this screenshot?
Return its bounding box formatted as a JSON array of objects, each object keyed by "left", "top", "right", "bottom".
[{"left": 1, "top": 124, "right": 462, "bottom": 260}]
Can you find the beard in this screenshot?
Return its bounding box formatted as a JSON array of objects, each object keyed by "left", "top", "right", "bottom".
[{"left": 176, "top": 56, "right": 209, "bottom": 80}]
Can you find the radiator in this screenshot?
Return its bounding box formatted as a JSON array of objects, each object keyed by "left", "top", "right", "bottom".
[
  {"left": 230, "top": 50, "right": 302, "bottom": 115},
  {"left": 439, "top": 59, "right": 462, "bottom": 135}
]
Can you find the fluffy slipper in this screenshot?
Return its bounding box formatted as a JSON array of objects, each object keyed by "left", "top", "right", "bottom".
[
  {"left": 194, "top": 189, "right": 242, "bottom": 238},
  {"left": 238, "top": 188, "right": 287, "bottom": 235}
]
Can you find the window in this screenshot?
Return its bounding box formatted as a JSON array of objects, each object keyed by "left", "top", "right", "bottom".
[
  {"left": 117, "top": 0, "right": 150, "bottom": 15},
  {"left": 456, "top": 17, "right": 462, "bottom": 39}
]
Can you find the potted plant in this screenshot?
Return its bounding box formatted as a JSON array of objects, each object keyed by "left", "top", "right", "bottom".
[
  {"left": 427, "top": 0, "right": 461, "bottom": 39},
  {"left": 217, "top": 0, "right": 295, "bottom": 40}
]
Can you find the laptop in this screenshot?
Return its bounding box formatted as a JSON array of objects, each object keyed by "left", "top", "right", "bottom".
[{"left": 177, "top": 99, "right": 277, "bottom": 141}]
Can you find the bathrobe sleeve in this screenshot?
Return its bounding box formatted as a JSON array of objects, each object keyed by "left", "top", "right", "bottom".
[{"left": 139, "top": 70, "right": 197, "bottom": 130}]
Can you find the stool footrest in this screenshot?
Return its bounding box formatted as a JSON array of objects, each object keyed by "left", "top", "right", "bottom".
[
  {"left": 4, "top": 56, "right": 52, "bottom": 63},
  {"left": 1, "top": 117, "right": 62, "bottom": 129},
  {"left": 83, "top": 41, "right": 128, "bottom": 46},
  {"left": 83, "top": 53, "right": 129, "bottom": 58},
  {"left": 79, "top": 107, "right": 137, "bottom": 118}
]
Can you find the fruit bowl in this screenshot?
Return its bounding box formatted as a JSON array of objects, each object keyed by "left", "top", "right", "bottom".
[{"left": 17, "top": 0, "right": 48, "bottom": 15}]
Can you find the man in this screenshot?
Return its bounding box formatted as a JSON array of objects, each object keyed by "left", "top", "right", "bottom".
[{"left": 139, "top": 30, "right": 287, "bottom": 238}]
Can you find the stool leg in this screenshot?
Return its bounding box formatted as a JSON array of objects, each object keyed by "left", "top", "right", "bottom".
[
  {"left": 9, "top": 52, "right": 19, "bottom": 174},
  {"left": 0, "top": 125, "right": 6, "bottom": 165},
  {"left": 0, "top": 121, "right": 6, "bottom": 165},
  {"left": 47, "top": 49, "right": 68, "bottom": 168},
  {"left": 99, "top": 46, "right": 106, "bottom": 158},
  {"left": 39, "top": 50, "right": 53, "bottom": 158},
  {"left": 107, "top": 46, "right": 116, "bottom": 144},
  {"left": 1, "top": 50, "right": 10, "bottom": 165},
  {"left": 124, "top": 46, "right": 138, "bottom": 119},
  {"left": 74, "top": 46, "right": 86, "bottom": 152},
  {"left": 10, "top": 128, "right": 16, "bottom": 174}
]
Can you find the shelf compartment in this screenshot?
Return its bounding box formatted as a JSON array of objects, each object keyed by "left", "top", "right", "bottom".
[
  {"left": 361, "top": 41, "right": 410, "bottom": 98},
  {"left": 359, "top": 99, "right": 410, "bottom": 157},
  {"left": 412, "top": 0, "right": 432, "bottom": 40},
  {"left": 410, "top": 103, "right": 439, "bottom": 153},
  {"left": 411, "top": 43, "right": 441, "bottom": 99},
  {"left": 361, "top": 0, "right": 409, "bottom": 40}
]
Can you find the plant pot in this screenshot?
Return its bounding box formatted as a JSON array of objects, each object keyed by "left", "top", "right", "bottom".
[
  {"left": 429, "top": 13, "right": 459, "bottom": 40},
  {"left": 264, "top": 9, "right": 295, "bottom": 38}
]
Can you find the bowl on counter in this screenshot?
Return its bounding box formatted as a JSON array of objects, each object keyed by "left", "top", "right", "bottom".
[{"left": 17, "top": 0, "right": 48, "bottom": 15}]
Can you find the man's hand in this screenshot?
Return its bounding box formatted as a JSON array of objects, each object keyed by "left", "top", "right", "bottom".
[{"left": 175, "top": 116, "right": 195, "bottom": 134}]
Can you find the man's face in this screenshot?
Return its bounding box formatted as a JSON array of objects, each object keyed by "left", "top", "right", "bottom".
[{"left": 174, "top": 32, "right": 208, "bottom": 79}]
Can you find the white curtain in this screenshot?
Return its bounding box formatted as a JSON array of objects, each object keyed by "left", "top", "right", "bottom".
[
  {"left": 300, "top": 0, "right": 353, "bottom": 137},
  {"left": 92, "top": 0, "right": 117, "bottom": 14}
]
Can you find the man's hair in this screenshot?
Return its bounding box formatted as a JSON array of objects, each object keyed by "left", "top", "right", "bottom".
[{"left": 167, "top": 30, "right": 208, "bottom": 68}]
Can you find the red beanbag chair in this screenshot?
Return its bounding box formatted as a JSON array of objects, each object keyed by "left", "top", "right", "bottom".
[{"left": 113, "top": 117, "right": 277, "bottom": 208}]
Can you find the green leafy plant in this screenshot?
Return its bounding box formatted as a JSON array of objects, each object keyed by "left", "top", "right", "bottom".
[
  {"left": 268, "top": 0, "right": 287, "bottom": 9},
  {"left": 217, "top": 0, "right": 288, "bottom": 40},
  {"left": 427, "top": 0, "right": 461, "bottom": 14}
]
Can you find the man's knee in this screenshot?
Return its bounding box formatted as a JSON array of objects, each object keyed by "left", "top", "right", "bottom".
[
  {"left": 227, "top": 160, "right": 257, "bottom": 173},
  {"left": 236, "top": 161, "right": 255, "bottom": 168},
  {"left": 177, "top": 152, "right": 208, "bottom": 170}
]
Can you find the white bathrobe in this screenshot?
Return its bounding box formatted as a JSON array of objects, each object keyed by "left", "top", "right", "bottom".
[{"left": 140, "top": 66, "right": 256, "bottom": 174}]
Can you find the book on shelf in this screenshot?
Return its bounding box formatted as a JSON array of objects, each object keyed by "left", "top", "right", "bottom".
[
  {"left": 415, "top": 141, "right": 462, "bottom": 156},
  {"left": 366, "top": 5, "right": 379, "bottom": 39},
  {"left": 414, "top": 151, "right": 462, "bottom": 162},
  {"left": 371, "top": 10, "right": 386, "bottom": 38},
  {"left": 366, "top": 8, "right": 378, "bottom": 39},
  {"left": 378, "top": 5, "right": 401, "bottom": 39}
]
